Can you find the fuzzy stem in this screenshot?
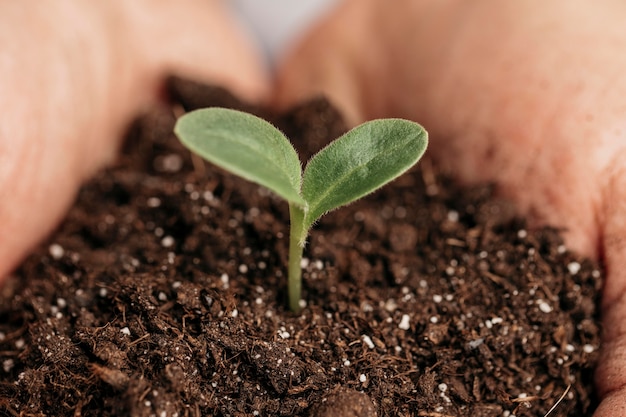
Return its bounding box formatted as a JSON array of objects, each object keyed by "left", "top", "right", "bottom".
[{"left": 288, "top": 203, "right": 307, "bottom": 312}]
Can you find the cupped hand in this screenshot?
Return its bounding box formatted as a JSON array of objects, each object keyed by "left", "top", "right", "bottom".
[
  {"left": 0, "top": 0, "right": 268, "bottom": 281},
  {"left": 274, "top": 1, "right": 626, "bottom": 415}
]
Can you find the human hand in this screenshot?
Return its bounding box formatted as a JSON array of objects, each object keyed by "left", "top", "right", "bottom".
[
  {"left": 274, "top": 1, "right": 626, "bottom": 415},
  {"left": 0, "top": 0, "right": 268, "bottom": 281}
]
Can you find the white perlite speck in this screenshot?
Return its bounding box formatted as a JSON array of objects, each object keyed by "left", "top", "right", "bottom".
[
  {"left": 567, "top": 261, "right": 581, "bottom": 275},
  {"left": 3, "top": 359, "right": 14, "bottom": 373},
  {"left": 147, "top": 197, "right": 161, "bottom": 208},
  {"left": 362, "top": 335, "right": 375, "bottom": 349},
  {"left": 161, "top": 236, "right": 174, "bottom": 248},
  {"left": 438, "top": 383, "right": 451, "bottom": 403},
  {"left": 359, "top": 374, "right": 367, "bottom": 383},
  {"left": 538, "top": 300, "right": 553, "bottom": 313},
  {"left": 399, "top": 314, "right": 411, "bottom": 330},
  {"left": 158, "top": 154, "right": 183, "bottom": 173},
  {"left": 220, "top": 273, "right": 230, "bottom": 289},
  {"left": 468, "top": 338, "right": 484, "bottom": 349},
  {"left": 447, "top": 210, "right": 459, "bottom": 222},
  {"left": 49, "top": 243, "right": 65, "bottom": 260}
]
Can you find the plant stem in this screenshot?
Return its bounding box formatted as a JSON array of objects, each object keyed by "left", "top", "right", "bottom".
[{"left": 288, "top": 203, "right": 306, "bottom": 312}]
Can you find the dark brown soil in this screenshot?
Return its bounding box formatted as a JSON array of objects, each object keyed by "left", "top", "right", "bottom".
[{"left": 0, "top": 78, "right": 602, "bottom": 416}]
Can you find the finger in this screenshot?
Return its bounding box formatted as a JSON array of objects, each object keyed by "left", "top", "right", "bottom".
[
  {"left": 275, "top": 0, "right": 626, "bottom": 255},
  {"left": 273, "top": 0, "right": 459, "bottom": 125},
  {"left": 274, "top": 1, "right": 626, "bottom": 415},
  {"left": 0, "top": 3, "right": 127, "bottom": 281},
  {"left": 273, "top": 0, "right": 375, "bottom": 125},
  {"left": 594, "top": 165, "right": 626, "bottom": 417},
  {"left": 0, "top": 1, "right": 269, "bottom": 282},
  {"left": 124, "top": 0, "right": 270, "bottom": 104}
]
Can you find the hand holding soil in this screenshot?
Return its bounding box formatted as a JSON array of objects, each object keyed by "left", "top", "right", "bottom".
[
  {"left": 0, "top": 0, "right": 268, "bottom": 283},
  {"left": 0, "top": 0, "right": 622, "bottom": 415},
  {"left": 275, "top": 1, "right": 626, "bottom": 415}
]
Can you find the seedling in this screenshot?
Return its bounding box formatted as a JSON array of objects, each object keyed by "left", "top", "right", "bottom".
[{"left": 174, "top": 108, "right": 428, "bottom": 312}]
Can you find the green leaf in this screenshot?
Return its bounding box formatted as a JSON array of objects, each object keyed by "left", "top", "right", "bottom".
[
  {"left": 301, "top": 118, "right": 428, "bottom": 229},
  {"left": 174, "top": 108, "right": 305, "bottom": 207}
]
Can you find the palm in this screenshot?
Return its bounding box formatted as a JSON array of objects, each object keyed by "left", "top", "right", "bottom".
[
  {"left": 0, "top": 1, "right": 267, "bottom": 281},
  {"left": 274, "top": 1, "right": 626, "bottom": 415}
]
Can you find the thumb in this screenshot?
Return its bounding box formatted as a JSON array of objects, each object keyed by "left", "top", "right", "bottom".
[
  {"left": 273, "top": 0, "right": 374, "bottom": 126},
  {"left": 126, "top": 0, "right": 270, "bottom": 104},
  {"left": 0, "top": 1, "right": 269, "bottom": 283},
  {"left": 594, "top": 169, "right": 626, "bottom": 417}
]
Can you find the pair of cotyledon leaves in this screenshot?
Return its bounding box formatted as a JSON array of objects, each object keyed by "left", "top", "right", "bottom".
[{"left": 174, "top": 107, "right": 428, "bottom": 246}]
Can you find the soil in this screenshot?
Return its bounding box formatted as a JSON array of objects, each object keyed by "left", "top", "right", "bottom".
[{"left": 0, "top": 77, "right": 602, "bottom": 417}]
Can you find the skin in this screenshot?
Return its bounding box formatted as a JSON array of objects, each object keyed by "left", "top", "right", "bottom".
[
  {"left": 3, "top": 1, "right": 626, "bottom": 415},
  {"left": 273, "top": 1, "right": 626, "bottom": 415},
  {"left": 0, "top": 0, "right": 268, "bottom": 280}
]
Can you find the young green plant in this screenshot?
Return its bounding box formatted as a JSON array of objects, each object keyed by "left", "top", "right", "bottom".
[{"left": 174, "top": 108, "right": 428, "bottom": 312}]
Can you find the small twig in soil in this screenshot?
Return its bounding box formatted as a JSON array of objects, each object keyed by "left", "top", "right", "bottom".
[
  {"left": 190, "top": 153, "right": 206, "bottom": 177},
  {"left": 419, "top": 157, "right": 439, "bottom": 196},
  {"left": 417, "top": 411, "right": 456, "bottom": 417},
  {"left": 0, "top": 398, "right": 19, "bottom": 417},
  {"left": 127, "top": 333, "right": 151, "bottom": 347},
  {"left": 543, "top": 384, "right": 571, "bottom": 417}
]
